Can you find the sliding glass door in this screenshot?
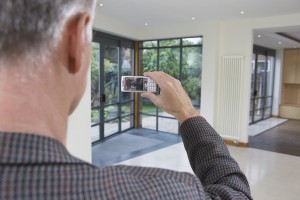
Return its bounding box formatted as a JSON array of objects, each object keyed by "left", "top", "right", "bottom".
[
  {"left": 249, "top": 46, "right": 275, "bottom": 124},
  {"left": 91, "top": 32, "right": 134, "bottom": 144}
]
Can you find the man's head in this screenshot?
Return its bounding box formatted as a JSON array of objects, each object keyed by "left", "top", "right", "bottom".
[
  {"left": 0, "top": 0, "right": 96, "bottom": 115},
  {"left": 0, "top": 0, "right": 95, "bottom": 61}
]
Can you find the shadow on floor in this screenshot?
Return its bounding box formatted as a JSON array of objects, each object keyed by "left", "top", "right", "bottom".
[
  {"left": 249, "top": 120, "right": 300, "bottom": 157},
  {"left": 92, "top": 128, "right": 182, "bottom": 168}
]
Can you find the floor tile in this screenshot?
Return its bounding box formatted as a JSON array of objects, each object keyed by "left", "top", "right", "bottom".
[
  {"left": 119, "top": 143, "right": 300, "bottom": 200},
  {"left": 248, "top": 118, "right": 288, "bottom": 136},
  {"left": 92, "top": 128, "right": 182, "bottom": 168}
]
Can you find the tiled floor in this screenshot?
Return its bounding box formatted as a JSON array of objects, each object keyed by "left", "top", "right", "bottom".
[
  {"left": 249, "top": 119, "right": 300, "bottom": 157},
  {"left": 92, "top": 128, "right": 182, "bottom": 168},
  {"left": 248, "top": 117, "right": 288, "bottom": 136},
  {"left": 119, "top": 142, "right": 300, "bottom": 200},
  {"left": 92, "top": 117, "right": 300, "bottom": 199}
]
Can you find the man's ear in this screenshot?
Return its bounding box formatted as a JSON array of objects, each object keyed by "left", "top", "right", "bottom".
[{"left": 67, "top": 13, "right": 91, "bottom": 74}]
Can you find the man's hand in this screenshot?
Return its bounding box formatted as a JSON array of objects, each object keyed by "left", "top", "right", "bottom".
[{"left": 141, "top": 71, "right": 199, "bottom": 123}]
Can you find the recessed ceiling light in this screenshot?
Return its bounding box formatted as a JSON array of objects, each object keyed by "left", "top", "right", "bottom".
[
  {"left": 192, "top": 17, "right": 196, "bottom": 20},
  {"left": 278, "top": 41, "right": 282, "bottom": 45},
  {"left": 99, "top": 3, "right": 103, "bottom": 7},
  {"left": 145, "top": 23, "right": 148, "bottom": 26},
  {"left": 257, "top": 35, "right": 261, "bottom": 38},
  {"left": 240, "top": 11, "right": 245, "bottom": 14}
]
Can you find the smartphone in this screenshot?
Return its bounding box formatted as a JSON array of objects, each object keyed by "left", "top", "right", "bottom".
[{"left": 121, "top": 76, "right": 157, "bottom": 93}]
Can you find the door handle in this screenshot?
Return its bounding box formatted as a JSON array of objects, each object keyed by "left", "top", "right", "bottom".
[
  {"left": 254, "top": 90, "right": 257, "bottom": 97},
  {"left": 100, "top": 94, "right": 106, "bottom": 103}
]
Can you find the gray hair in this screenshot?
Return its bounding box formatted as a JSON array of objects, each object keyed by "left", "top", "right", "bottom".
[{"left": 0, "top": 0, "right": 96, "bottom": 61}]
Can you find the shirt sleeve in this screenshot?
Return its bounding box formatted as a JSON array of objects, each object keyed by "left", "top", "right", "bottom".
[{"left": 180, "top": 117, "right": 253, "bottom": 200}]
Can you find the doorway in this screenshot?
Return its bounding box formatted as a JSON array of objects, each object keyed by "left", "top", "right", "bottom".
[
  {"left": 91, "top": 32, "right": 135, "bottom": 144},
  {"left": 249, "top": 46, "right": 276, "bottom": 124}
]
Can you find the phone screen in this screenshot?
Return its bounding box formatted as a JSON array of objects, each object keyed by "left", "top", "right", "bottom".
[{"left": 123, "top": 77, "right": 148, "bottom": 92}]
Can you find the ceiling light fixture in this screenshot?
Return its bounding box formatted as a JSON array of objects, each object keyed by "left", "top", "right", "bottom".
[
  {"left": 278, "top": 41, "right": 282, "bottom": 45},
  {"left": 99, "top": 3, "right": 103, "bottom": 7},
  {"left": 192, "top": 17, "right": 196, "bottom": 20},
  {"left": 240, "top": 11, "right": 245, "bottom": 14},
  {"left": 145, "top": 23, "right": 148, "bottom": 26},
  {"left": 258, "top": 35, "right": 261, "bottom": 38}
]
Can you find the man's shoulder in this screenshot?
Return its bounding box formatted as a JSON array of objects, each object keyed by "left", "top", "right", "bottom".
[
  {"left": 78, "top": 163, "right": 200, "bottom": 185},
  {"left": 84, "top": 164, "right": 206, "bottom": 199}
]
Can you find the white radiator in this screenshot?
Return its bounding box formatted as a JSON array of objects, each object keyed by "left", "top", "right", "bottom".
[{"left": 217, "top": 56, "right": 244, "bottom": 141}]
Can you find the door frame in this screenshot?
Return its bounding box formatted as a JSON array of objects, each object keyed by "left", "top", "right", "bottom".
[
  {"left": 91, "top": 31, "right": 135, "bottom": 145},
  {"left": 250, "top": 45, "right": 276, "bottom": 125}
]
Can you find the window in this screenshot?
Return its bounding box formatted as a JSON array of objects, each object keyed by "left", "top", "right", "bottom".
[{"left": 138, "top": 37, "right": 202, "bottom": 133}]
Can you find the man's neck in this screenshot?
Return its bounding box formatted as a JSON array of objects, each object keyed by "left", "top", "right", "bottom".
[{"left": 0, "top": 73, "right": 68, "bottom": 145}]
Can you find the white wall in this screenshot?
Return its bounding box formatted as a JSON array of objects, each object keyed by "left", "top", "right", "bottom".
[
  {"left": 273, "top": 49, "right": 284, "bottom": 116},
  {"left": 66, "top": 12, "right": 300, "bottom": 161}
]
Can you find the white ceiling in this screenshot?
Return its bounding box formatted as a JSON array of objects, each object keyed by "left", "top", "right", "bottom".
[
  {"left": 254, "top": 26, "right": 300, "bottom": 50},
  {"left": 96, "top": 0, "right": 300, "bottom": 49}
]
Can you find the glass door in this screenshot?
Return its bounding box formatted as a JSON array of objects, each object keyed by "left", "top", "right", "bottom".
[
  {"left": 91, "top": 32, "right": 134, "bottom": 144},
  {"left": 250, "top": 46, "right": 275, "bottom": 124},
  {"left": 138, "top": 37, "right": 202, "bottom": 134},
  {"left": 102, "top": 40, "right": 120, "bottom": 138}
]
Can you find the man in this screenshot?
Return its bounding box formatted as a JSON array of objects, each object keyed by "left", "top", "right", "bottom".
[{"left": 0, "top": 0, "right": 252, "bottom": 199}]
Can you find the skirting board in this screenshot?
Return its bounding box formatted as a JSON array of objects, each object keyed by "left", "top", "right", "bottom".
[{"left": 224, "top": 139, "right": 248, "bottom": 148}]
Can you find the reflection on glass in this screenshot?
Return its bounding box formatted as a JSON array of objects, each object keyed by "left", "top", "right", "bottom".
[
  {"left": 121, "top": 47, "right": 133, "bottom": 101},
  {"left": 249, "top": 112, "right": 253, "bottom": 123},
  {"left": 264, "top": 108, "right": 271, "bottom": 119},
  {"left": 91, "top": 42, "right": 100, "bottom": 107},
  {"left": 254, "top": 109, "right": 263, "bottom": 121},
  {"left": 104, "top": 105, "right": 118, "bottom": 121},
  {"left": 91, "top": 109, "right": 100, "bottom": 125},
  {"left": 158, "top": 118, "right": 178, "bottom": 134},
  {"left": 182, "top": 47, "right": 202, "bottom": 106},
  {"left": 159, "top": 48, "right": 180, "bottom": 79},
  {"left": 104, "top": 44, "right": 119, "bottom": 105},
  {"left": 121, "top": 116, "right": 133, "bottom": 131},
  {"left": 250, "top": 53, "right": 256, "bottom": 99},
  {"left": 142, "top": 99, "right": 156, "bottom": 115},
  {"left": 142, "top": 115, "right": 156, "bottom": 131},
  {"left": 249, "top": 100, "right": 253, "bottom": 112},
  {"left": 121, "top": 102, "right": 134, "bottom": 116},
  {"left": 142, "top": 41, "right": 157, "bottom": 48},
  {"left": 140, "top": 49, "right": 157, "bottom": 73},
  {"left": 159, "top": 39, "right": 180, "bottom": 47},
  {"left": 256, "top": 54, "right": 266, "bottom": 99},
  {"left": 158, "top": 108, "right": 174, "bottom": 118},
  {"left": 91, "top": 125, "right": 100, "bottom": 143},
  {"left": 266, "top": 56, "right": 275, "bottom": 96},
  {"left": 265, "top": 97, "right": 272, "bottom": 107},
  {"left": 253, "top": 54, "right": 266, "bottom": 122},
  {"left": 105, "top": 120, "right": 119, "bottom": 137},
  {"left": 182, "top": 37, "right": 203, "bottom": 45}
]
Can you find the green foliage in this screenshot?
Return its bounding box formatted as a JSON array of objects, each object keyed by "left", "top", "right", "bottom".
[
  {"left": 91, "top": 44, "right": 99, "bottom": 105},
  {"left": 159, "top": 48, "right": 180, "bottom": 79},
  {"left": 141, "top": 39, "right": 202, "bottom": 104},
  {"left": 91, "top": 43, "right": 119, "bottom": 105},
  {"left": 91, "top": 109, "right": 99, "bottom": 123},
  {"left": 182, "top": 78, "right": 200, "bottom": 99},
  {"left": 142, "top": 49, "right": 157, "bottom": 73}
]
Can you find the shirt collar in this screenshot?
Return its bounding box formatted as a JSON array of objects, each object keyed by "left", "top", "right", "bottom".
[{"left": 0, "top": 132, "right": 84, "bottom": 164}]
